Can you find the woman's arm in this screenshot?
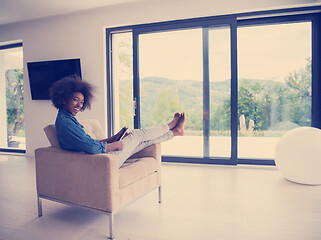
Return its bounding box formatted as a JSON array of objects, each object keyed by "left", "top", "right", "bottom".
[{"left": 56, "top": 117, "right": 108, "bottom": 154}]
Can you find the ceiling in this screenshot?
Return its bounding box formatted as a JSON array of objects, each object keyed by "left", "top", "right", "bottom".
[
  {"left": 0, "top": 0, "right": 320, "bottom": 27},
  {"left": 0, "top": 0, "right": 145, "bottom": 26}
]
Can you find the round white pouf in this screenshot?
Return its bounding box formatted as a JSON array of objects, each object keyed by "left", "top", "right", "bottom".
[{"left": 275, "top": 127, "right": 321, "bottom": 185}]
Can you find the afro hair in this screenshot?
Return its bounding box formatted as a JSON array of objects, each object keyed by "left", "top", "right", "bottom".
[{"left": 49, "top": 75, "right": 95, "bottom": 111}]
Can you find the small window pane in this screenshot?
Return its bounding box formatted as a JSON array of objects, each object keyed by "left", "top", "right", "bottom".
[
  {"left": 112, "top": 32, "right": 134, "bottom": 131},
  {"left": 0, "top": 46, "right": 25, "bottom": 150},
  {"left": 209, "top": 26, "right": 231, "bottom": 158}
]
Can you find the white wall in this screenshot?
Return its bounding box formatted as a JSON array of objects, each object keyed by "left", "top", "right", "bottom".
[{"left": 0, "top": 0, "right": 319, "bottom": 157}]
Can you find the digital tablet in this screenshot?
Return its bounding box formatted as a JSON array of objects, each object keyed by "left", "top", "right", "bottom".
[{"left": 116, "top": 127, "right": 128, "bottom": 141}]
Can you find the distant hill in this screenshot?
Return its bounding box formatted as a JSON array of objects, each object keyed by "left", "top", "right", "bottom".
[
  {"left": 120, "top": 76, "right": 284, "bottom": 127},
  {"left": 140, "top": 76, "right": 282, "bottom": 105}
]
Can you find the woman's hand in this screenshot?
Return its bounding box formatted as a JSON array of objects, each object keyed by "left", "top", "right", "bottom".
[
  {"left": 99, "top": 126, "right": 128, "bottom": 143},
  {"left": 123, "top": 131, "right": 131, "bottom": 138},
  {"left": 114, "top": 126, "right": 128, "bottom": 141},
  {"left": 106, "top": 141, "right": 123, "bottom": 153}
]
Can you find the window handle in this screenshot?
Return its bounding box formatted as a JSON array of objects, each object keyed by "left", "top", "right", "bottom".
[{"left": 133, "top": 97, "right": 137, "bottom": 116}]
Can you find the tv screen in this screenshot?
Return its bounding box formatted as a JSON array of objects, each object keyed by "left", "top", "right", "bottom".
[{"left": 27, "top": 58, "right": 82, "bottom": 100}]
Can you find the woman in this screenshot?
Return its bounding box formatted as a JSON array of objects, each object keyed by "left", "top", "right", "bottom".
[{"left": 49, "top": 75, "right": 186, "bottom": 167}]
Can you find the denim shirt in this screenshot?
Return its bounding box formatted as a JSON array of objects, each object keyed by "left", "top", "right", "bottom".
[{"left": 55, "top": 109, "right": 107, "bottom": 154}]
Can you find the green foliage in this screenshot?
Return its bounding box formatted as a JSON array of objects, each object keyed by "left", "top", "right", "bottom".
[
  {"left": 139, "top": 77, "right": 202, "bottom": 129},
  {"left": 211, "top": 102, "right": 230, "bottom": 131},
  {"left": 152, "top": 90, "right": 184, "bottom": 126},
  {"left": 6, "top": 68, "right": 24, "bottom": 141},
  {"left": 221, "top": 58, "right": 311, "bottom": 132},
  {"left": 285, "top": 57, "right": 311, "bottom": 125},
  {"left": 185, "top": 109, "right": 203, "bottom": 131},
  {"left": 237, "top": 80, "right": 271, "bottom": 131},
  {"left": 119, "top": 80, "right": 134, "bottom": 129}
]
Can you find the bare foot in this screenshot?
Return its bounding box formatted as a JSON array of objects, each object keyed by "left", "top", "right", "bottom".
[
  {"left": 172, "top": 112, "right": 186, "bottom": 136},
  {"left": 168, "top": 112, "right": 181, "bottom": 130}
]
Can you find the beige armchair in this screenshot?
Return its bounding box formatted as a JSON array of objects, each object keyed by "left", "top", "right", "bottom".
[{"left": 35, "top": 119, "right": 162, "bottom": 239}]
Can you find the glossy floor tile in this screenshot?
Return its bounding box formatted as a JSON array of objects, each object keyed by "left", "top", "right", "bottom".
[{"left": 1, "top": 154, "right": 321, "bottom": 240}]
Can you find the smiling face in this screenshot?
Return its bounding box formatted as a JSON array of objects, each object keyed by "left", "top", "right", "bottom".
[{"left": 64, "top": 92, "right": 84, "bottom": 116}]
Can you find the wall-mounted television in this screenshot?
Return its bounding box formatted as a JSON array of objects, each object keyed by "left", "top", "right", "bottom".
[{"left": 27, "top": 58, "right": 82, "bottom": 100}]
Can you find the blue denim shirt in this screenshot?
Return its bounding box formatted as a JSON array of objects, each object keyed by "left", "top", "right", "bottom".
[{"left": 55, "top": 109, "right": 107, "bottom": 154}]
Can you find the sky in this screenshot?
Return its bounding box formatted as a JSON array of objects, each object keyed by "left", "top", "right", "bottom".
[{"left": 138, "top": 21, "right": 311, "bottom": 83}]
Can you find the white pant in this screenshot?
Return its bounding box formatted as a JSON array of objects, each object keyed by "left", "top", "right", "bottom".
[{"left": 108, "top": 124, "right": 174, "bottom": 167}]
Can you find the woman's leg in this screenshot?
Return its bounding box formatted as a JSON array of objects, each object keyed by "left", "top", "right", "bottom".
[
  {"left": 128, "top": 124, "right": 170, "bottom": 142},
  {"left": 109, "top": 125, "right": 171, "bottom": 167},
  {"left": 109, "top": 113, "right": 185, "bottom": 167},
  {"left": 129, "top": 130, "right": 174, "bottom": 157}
]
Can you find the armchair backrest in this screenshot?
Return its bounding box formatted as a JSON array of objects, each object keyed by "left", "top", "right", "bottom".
[{"left": 44, "top": 119, "right": 106, "bottom": 148}]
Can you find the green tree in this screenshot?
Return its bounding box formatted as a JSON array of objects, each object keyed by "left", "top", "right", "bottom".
[
  {"left": 272, "top": 82, "right": 288, "bottom": 124},
  {"left": 6, "top": 68, "right": 24, "bottom": 142},
  {"left": 119, "top": 80, "right": 134, "bottom": 129},
  {"left": 220, "top": 58, "right": 312, "bottom": 133},
  {"left": 285, "top": 57, "right": 311, "bottom": 126},
  {"left": 185, "top": 108, "right": 202, "bottom": 131},
  {"left": 117, "top": 38, "right": 134, "bottom": 129},
  {"left": 152, "top": 90, "right": 184, "bottom": 126},
  {"left": 237, "top": 80, "right": 271, "bottom": 131},
  {"left": 211, "top": 102, "right": 230, "bottom": 131}
]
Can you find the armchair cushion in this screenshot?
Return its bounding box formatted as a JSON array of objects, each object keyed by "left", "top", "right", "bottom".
[
  {"left": 44, "top": 124, "right": 60, "bottom": 148},
  {"left": 120, "top": 157, "right": 158, "bottom": 188}
]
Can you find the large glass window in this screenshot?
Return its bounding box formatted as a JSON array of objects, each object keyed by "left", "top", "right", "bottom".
[
  {"left": 0, "top": 44, "right": 25, "bottom": 151},
  {"left": 237, "top": 22, "right": 311, "bottom": 159},
  {"left": 107, "top": 8, "right": 318, "bottom": 165},
  {"left": 139, "top": 29, "right": 203, "bottom": 157}
]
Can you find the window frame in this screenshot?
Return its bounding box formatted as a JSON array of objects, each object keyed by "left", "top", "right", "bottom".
[{"left": 0, "top": 42, "right": 25, "bottom": 154}]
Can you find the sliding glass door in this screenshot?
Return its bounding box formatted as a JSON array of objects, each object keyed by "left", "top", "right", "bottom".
[
  {"left": 237, "top": 22, "right": 312, "bottom": 160},
  {"left": 136, "top": 21, "right": 236, "bottom": 162},
  {"left": 109, "top": 20, "right": 237, "bottom": 163},
  {"left": 138, "top": 28, "right": 203, "bottom": 157}
]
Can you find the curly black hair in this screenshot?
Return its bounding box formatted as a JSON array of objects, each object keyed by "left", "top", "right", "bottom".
[{"left": 49, "top": 75, "right": 95, "bottom": 111}]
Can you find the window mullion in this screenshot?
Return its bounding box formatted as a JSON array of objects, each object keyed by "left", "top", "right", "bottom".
[
  {"left": 133, "top": 31, "right": 140, "bottom": 129},
  {"left": 203, "top": 27, "right": 210, "bottom": 158},
  {"left": 230, "top": 20, "right": 238, "bottom": 164}
]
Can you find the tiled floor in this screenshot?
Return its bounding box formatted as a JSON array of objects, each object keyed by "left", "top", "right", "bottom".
[{"left": 1, "top": 154, "right": 321, "bottom": 240}]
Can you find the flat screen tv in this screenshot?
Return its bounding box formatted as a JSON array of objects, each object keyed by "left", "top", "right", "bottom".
[{"left": 27, "top": 58, "right": 82, "bottom": 100}]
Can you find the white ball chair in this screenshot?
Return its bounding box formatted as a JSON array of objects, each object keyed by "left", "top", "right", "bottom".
[{"left": 275, "top": 127, "right": 321, "bottom": 185}]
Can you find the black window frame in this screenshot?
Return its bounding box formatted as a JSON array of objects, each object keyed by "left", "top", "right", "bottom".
[{"left": 0, "top": 42, "right": 25, "bottom": 154}]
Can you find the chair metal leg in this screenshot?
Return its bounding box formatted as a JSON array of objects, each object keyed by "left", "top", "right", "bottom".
[
  {"left": 158, "top": 185, "right": 162, "bottom": 203},
  {"left": 108, "top": 213, "right": 114, "bottom": 239},
  {"left": 37, "top": 195, "right": 43, "bottom": 217}
]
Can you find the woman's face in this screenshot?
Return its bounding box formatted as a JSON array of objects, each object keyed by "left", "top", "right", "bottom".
[{"left": 64, "top": 92, "right": 84, "bottom": 116}]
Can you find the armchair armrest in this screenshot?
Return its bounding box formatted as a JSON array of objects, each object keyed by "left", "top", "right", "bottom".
[
  {"left": 35, "top": 147, "right": 120, "bottom": 212},
  {"left": 128, "top": 144, "right": 162, "bottom": 186},
  {"left": 128, "top": 143, "right": 161, "bottom": 162}
]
